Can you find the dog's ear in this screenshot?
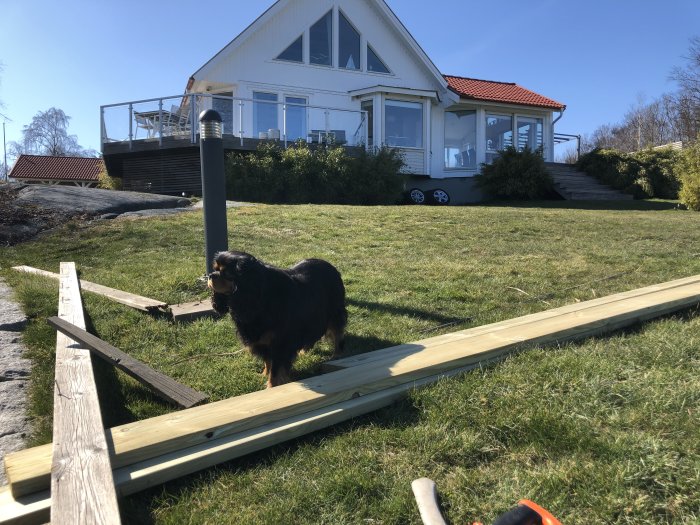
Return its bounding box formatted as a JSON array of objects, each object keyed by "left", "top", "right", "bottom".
[
  {"left": 211, "top": 292, "right": 230, "bottom": 315},
  {"left": 235, "top": 254, "right": 259, "bottom": 276}
]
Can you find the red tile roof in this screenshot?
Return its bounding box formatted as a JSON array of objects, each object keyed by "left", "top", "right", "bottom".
[
  {"left": 9, "top": 155, "right": 104, "bottom": 182},
  {"left": 444, "top": 75, "right": 566, "bottom": 110}
]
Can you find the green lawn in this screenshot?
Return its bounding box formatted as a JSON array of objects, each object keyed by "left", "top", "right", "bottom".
[{"left": 1, "top": 201, "right": 699, "bottom": 524}]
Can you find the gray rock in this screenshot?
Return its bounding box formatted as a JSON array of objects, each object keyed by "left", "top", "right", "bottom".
[
  {"left": 15, "top": 185, "right": 193, "bottom": 216},
  {"left": 0, "top": 279, "right": 32, "bottom": 486}
]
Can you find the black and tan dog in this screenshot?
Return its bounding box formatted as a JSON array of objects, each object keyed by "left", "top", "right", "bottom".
[{"left": 208, "top": 250, "right": 347, "bottom": 387}]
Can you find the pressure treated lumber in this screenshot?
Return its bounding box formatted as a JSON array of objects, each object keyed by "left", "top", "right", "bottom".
[
  {"left": 51, "top": 263, "right": 120, "bottom": 524},
  {"left": 6, "top": 274, "right": 700, "bottom": 500},
  {"left": 12, "top": 265, "right": 166, "bottom": 312},
  {"left": 47, "top": 316, "right": 208, "bottom": 408},
  {"left": 325, "top": 273, "right": 700, "bottom": 371},
  {"left": 0, "top": 359, "right": 497, "bottom": 525}
]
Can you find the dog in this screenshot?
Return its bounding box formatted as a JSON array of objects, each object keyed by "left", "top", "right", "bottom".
[{"left": 207, "top": 250, "right": 347, "bottom": 387}]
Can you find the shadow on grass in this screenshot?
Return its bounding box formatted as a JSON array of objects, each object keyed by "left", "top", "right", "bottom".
[
  {"left": 84, "top": 312, "right": 166, "bottom": 429},
  {"left": 348, "top": 298, "right": 472, "bottom": 330},
  {"left": 476, "top": 198, "right": 682, "bottom": 212}
]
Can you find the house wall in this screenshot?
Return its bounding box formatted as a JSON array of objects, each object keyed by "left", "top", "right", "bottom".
[
  {"left": 194, "top": 0, "right": 440, "bottom": 116},
  {"left": 190, "top": 0, "right": 559, "bottom": 203}
]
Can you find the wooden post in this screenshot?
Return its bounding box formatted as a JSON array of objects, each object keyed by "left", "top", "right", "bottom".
[{"left": 51, "top": 263, "right": 121, "bottom": 524}]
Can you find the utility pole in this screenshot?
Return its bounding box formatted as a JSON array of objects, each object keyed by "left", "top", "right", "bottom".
[{"left": 3, "top": 120, "right": 7, "bottom": 182}]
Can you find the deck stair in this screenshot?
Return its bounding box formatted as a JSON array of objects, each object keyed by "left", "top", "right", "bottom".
[{"left": 545, "top": 162, "right": 633, "bottom": 201}]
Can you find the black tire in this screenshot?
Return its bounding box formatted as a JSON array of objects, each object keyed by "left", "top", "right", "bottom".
[
  {"left": 429, "top": 188, "right": 450, "bottom": 205},
  {"left": 407, "top": 188, "right": 426, "bottom": 204}
]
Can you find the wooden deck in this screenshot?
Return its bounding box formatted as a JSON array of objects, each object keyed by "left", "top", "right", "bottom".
[{"left": 103, "top": 135, "right": 362, "bottom": 196}]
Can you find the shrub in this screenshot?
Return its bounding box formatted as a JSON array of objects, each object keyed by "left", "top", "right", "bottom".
[
  {"left": 577, "top": 148, "right": 680, "bottom": 199},
  {"left": 677, "top": 139, "right": 700, "bottom": 211},
  {"left": 225, "top": 141, "right": 405, "bottom": 205},
  {"left": 475, "top": 147, "right": 553, "bottom": 199},
  {"left": 97, "top": 167, "right": 122, "bottom": 190}
]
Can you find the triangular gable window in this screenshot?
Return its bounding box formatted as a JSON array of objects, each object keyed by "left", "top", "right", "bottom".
[
  {"left": 367, "top": 45, "right": 390, "bottom": 74},
  {"left": 310, "top": 10, "right": 333, "bottom": 66},
  {"left": 339, "top": 11, "right": 360, "bottom": 70},
  {"left": 277, "top": 35, "right": 303, "bottom": 62}
]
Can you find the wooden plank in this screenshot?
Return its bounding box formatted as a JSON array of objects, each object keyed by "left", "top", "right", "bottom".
[
  {"left": 170, "top": 299, "right": 218, "bottom": 322},
  {"left": 6, "top": 275, "right": 700, "bottom": 500},
  {"left": 12, "top": 266, "right": 167, "bottom": 312},
  {"left": 324, "top": 273, "right": 700, "bottom": 371},
  {"left": 47, "top": 316, "right": 208, "bottom": 408},
  {"left": 51, "top": 263, "right": 121, "bottom": 524},
  {"left": 0, "top": 357, "right": 500, "bottom": 525}
]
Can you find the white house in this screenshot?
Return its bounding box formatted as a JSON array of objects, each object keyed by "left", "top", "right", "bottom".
[
  {"left": 185, "top": 0, "right": 565, "bottom": 203},
  {"left": 101, "top": 0, "right": 566, "bottom": 202}
]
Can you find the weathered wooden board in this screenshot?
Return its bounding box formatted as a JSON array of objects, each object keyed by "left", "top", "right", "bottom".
[
  {"left": 51, "top": 263, "right": 121, "bottom": 524},
  {"left": 6, "top": 274, "right": 700, "bottom": 501},
  {"left": 170, "top": 299, "right": 218, "bottom": 322},
  {"left": 47, "top": 316, "right": 208, "bottom": 408},
  {"left": 12, "top": 265, "right": 166, "bottom": 312}
]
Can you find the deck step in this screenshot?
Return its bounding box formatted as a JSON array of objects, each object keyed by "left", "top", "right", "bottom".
[{"left": 545, "top": 163, "right": 632, "bottom": 201}]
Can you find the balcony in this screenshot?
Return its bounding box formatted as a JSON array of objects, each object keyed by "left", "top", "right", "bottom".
[{"left": 100, "top": 93, "right": 369, "bottom": 154}]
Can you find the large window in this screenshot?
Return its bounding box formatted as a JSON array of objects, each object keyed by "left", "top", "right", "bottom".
[
  {"left": 516, "top": 116, "right": 543, "bottom": 152},
  {"left": 253, "top": 92, "right": 278, "bottom": 136},
  {"left": 385, "top": 100, "right": 422, "bottom": 148},
  {"left": 310, "top": 11, "right": 332, "bottom": 66},
  {"left": 444, "top": 109, "right": 476, "bottom": 169},
  {"left": 212, "top": 93, "right": 233, "bottom": 135},
  {"left": 339, "top": 12, "right": 360, "bottom": 70},
  {"left": 284, "top": 96, "right": 307, "bottom": 141},
  {"left": 485, "top": 114, "right": 513, "bottom": 163}
]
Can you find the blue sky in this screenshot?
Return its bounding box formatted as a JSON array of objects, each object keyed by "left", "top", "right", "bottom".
[{"left": 1, "top": 0, "right": 698, "bottom": 160}]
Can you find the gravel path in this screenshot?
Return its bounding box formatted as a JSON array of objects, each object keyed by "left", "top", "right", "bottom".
[{"left": 0, "top": 278, "right": 32, "bottom": 486}]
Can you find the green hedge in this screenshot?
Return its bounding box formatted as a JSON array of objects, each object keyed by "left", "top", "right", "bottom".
[
  {"left": 475, "top": 147, "right": 553, "bottom": 200},
  {"left": 677, "top": 140, "right": 700, "bottom": 211},
  {"left": 576, "top": 148, "right": 680, "bottom": 199},
  {"left": 225, "top": 142, "right": 405, "bottom": 205}
]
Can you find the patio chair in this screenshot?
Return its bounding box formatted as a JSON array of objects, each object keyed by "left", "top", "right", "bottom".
[
  {"left": 171, "top": 104, "right": 192, "bottom": 136},
  {"left": 134, "top": 113, "right": 155, "bottom": 139}
]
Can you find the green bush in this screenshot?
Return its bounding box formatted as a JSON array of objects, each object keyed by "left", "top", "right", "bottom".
[
  {"left": 97, "top": 167, "right": 122, "bottom": 190},
  {"left": 577, "top": 148, "right": 680, "bottom": 199},
  {"left": 475, "top": 147, "right": 553, "bottom": 199},
  {"left": 677, "top": 140, "right": 700, "bottom": 211},
  {"left": 225, "top": 141, "right": 405, "bottom": 205}
]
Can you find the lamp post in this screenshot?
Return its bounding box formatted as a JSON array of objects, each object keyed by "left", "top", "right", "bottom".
[{"left": 199, "top": 109, "right": 229, "bottom": 275}]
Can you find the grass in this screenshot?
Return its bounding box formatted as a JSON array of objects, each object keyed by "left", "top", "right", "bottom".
[{"left": 1, "top": 200, "right": 699, "bottom": 524}]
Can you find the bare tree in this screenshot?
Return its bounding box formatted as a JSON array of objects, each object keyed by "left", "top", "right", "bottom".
[
  {"left": 18, "top": 107, "right": 84, "bottom": 156},
  {"left": 670, "top": 36, "right": 700, "bottom": 142}
]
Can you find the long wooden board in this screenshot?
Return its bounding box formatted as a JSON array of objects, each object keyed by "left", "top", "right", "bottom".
[
  {"left": 0, "top": 357, "right": 502, "bottom": 525},
  {"left": 51, "top": 263, "right": 121, "bottom": 524},
  {"left": 12, "top": 265, "right": 166, "bottom": 312},
  {"left": 47, "top": 316, "right": 208, "bottom": 408},
  {"left": 325, "top": 274, "right": 700, "bottom": 371},
  {"left": 6, "top": 274, "right": 700, "bottom": 500}
]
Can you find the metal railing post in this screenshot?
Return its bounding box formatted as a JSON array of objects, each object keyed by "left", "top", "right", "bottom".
[
  {"left": 283, "top": 103, "right": 287, "bottom": 148},
  {"left": 239, "top": 101, "right": 244, "bottom": 147},
  {"left": 158, "top": 99, "right": 164, "bottom": 146},
  {"left": 128, "top": 103, "right": 133, "bottom": 150}
]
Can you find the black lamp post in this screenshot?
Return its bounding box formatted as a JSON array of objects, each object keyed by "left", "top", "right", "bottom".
[{"left": 199, "top": 109, "right": 228, "bottom": 275}]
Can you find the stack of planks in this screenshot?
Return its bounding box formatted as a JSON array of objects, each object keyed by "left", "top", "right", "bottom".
[{"left": 2, "top": 274, "right": 700, "bottom": 524}]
